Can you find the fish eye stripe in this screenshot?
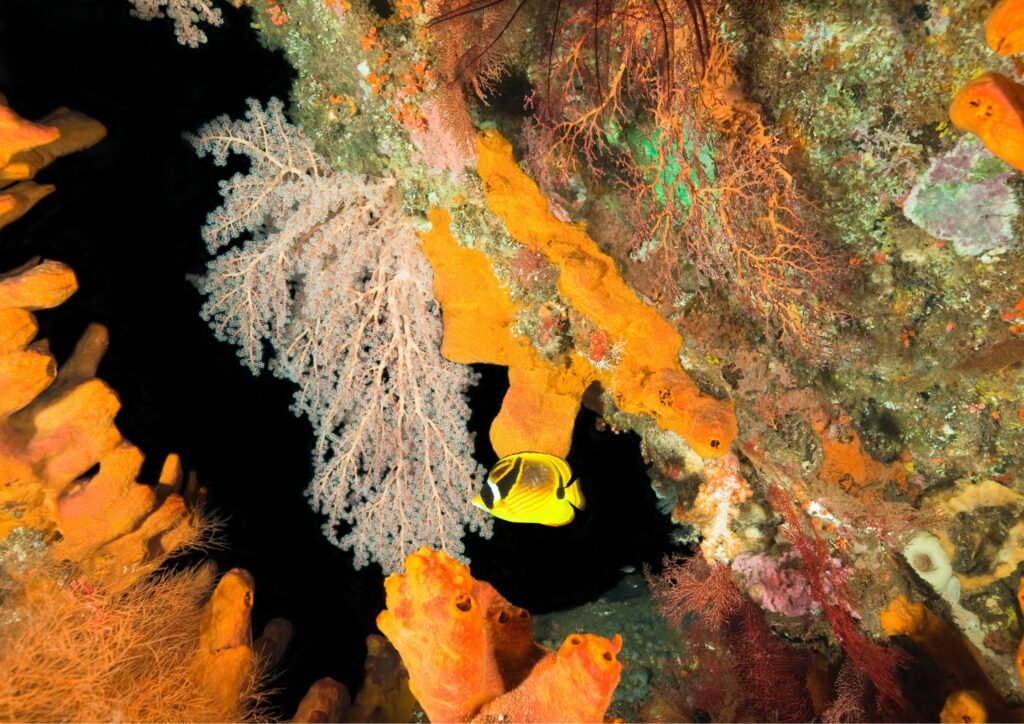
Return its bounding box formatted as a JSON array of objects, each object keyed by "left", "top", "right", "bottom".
[
  {"left": 494, "top": 458, "right": 515, "bottom": 473},
  {"left": 488, "top": 459, "right": 515, "bottom": 482},
  {"left": 479, "top": 482, "right": 495, "bottom": 508}
]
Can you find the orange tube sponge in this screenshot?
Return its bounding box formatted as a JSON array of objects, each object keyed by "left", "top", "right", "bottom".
[
  {"left": 1017, "top": 578, "right": 1023, "bottom": 688},
  {"left": 420, "top": 132, "right": 736, "bottom": 459},
  {"left": 0, "top": 102, "right": 105, "bottom": 229},
  {"left": 292, "top": 678, "right": 352, "bottom": 723},
  {"left": 987, "top": 0, "right": 1024, "bottom": 55},
  {"left": 377, "top": 548, "right": 622, "bottom": 723},
  {"left": 949, "top": 72, "right": 1024, "bottom": 172},
  {"left": 0, "top": 104, "right": 59, "bottom": 168},
  {"left": 475, "top": 632, "right": 623, "bottom": 723},
  {"left": 0, "top": 106, "right": 106, "bottom": 184},
  {"left": 0, "top": 259, "right": 204, "bottom": 589},
  {"left": 192, "top": 568, "right": 260, "bottom": 712}
]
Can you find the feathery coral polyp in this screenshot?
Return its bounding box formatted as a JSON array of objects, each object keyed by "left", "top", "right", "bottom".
[{"left": 190, "top": 98, "right": 489, "bottom": 572}]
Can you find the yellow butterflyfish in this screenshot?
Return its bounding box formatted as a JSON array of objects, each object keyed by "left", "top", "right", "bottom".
[{"left": 472, "top": 452, "right": 585, "bottom": 526}]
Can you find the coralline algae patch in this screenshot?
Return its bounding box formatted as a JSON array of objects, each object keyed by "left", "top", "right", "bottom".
[{"left": 903, "top": 136, "right": 1019, "bottom": 260}]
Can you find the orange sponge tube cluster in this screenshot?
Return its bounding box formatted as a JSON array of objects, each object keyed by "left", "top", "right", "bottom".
[
  {"left": 377, "top": 548, "right": 622, "bottom": 723},
  {"left": 0, "top": 260, "right": 203, "bottom": 589}
]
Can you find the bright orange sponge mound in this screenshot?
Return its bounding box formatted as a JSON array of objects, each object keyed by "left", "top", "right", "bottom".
[
  {"left": 987, "top": 0, "right": 1024, "bottom": 55},
  {"left": 377, "top": 548, "right": 622, "bottom": 723},
  {"left": 949, "top": 72, "right": 1024, "bottom": 172}
]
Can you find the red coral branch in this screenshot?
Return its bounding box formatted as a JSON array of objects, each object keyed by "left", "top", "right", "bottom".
[{"left": 765, "top": 484, "right": 909, "bottom": 714}]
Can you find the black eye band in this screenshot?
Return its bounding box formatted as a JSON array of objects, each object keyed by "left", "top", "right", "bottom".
[{"left": 479, "top": 481, "right": 495, "bottom": 508}]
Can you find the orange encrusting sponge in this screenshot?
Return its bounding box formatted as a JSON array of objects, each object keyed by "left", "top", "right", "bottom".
[
  {"left": 880, "top": 596, "right": 1022, "bottom": 722},
  {"left": 986, "top": 0, "right": 1024, "bottom": 55},
  {"left": 377, "top": 548, "right": 622, "bottom": 723},
  {"left": 419, "top": 206, "right": 590, "bottom": 459},
  {"left": 1017, "top": 578, "right": 1023, "bottom": 689},
  {"left": 949, "top": 72, "right": 1024, "bottom": 172},
  {"left": 419, "top": 131, "right": 737, "bottom": 459}
]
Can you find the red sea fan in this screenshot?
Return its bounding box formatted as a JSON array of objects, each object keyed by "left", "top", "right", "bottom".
[
  {"left": 426, "top": 0, "right": 708, "bottom": 96},
  {"left": 822, "top": 659, "right": 870, "bottom": 723},
  {"left": 427, "top": 0, "right": 708, "bottom": 160},
  {"left": 648, "top": 554, "right": 744, "bottom": 631},
  {"left": 765, "top": 484, "right": 909, "bottom": 714},
  {"left": 647, "top": 554, "right": 815, "bottom": 721},
  {"left": 731, "top": 603, "right": 815, "bottom": 722}
]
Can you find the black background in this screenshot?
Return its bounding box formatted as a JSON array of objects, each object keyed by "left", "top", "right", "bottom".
[{"left": 0, "top": 0, "right": 677, "bottom": 714}]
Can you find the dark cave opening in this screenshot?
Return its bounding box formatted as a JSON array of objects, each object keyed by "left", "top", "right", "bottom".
[
  {"left": 0, "top": 1, "right": 681, "bottom": 714},
  {"left": 464, "top": 365, "right": 681, "bottom": 613}
]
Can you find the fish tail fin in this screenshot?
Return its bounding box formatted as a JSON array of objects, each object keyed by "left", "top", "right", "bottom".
[{"left": 564, "top": 477, "right": 585, "bottom": 510}]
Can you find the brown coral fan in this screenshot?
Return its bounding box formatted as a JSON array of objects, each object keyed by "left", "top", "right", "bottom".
[{"left": 377, "top": 547, "right": 622, "bottom": 723}]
